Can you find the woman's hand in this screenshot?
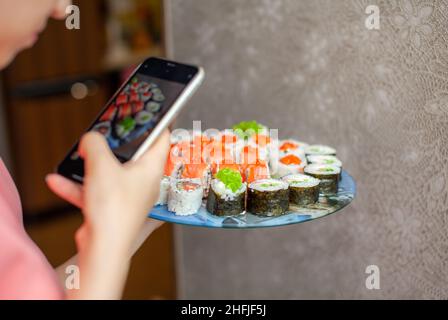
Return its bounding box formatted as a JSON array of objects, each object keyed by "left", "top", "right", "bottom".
[
  {"left": 46, "top": 130, "right": 170, "bottom": 299},
  {"left": 47, "top": 130, "right": 170, "bottom": 252}
]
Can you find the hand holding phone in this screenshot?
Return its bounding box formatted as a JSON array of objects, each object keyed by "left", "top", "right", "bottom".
[{"left": 57, "top": 57, "right": 204, "bottom": 183}]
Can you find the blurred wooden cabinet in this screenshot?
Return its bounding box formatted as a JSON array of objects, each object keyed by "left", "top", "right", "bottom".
[
  {"left": 7, "top": 87, "right": 108, "bottom": 212},
  {"left": 1, "top": 0, "right": 176, "bottom": 300},
  {"left": 3, "top": 0, "right": 108, "bottom": 213}
]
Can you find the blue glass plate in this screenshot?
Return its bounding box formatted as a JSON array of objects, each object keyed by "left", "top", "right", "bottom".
[{"left": 148, "top": 170, "right": 356, "bottom": 229}]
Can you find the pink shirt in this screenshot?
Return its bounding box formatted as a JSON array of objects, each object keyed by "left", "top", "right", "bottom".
[{"left": 0, "top": 158, "right": 63, "bottom": 299}]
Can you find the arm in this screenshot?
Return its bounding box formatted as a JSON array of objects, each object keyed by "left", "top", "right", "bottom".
[
  {"left": 54, "top": 218, "right": 163, "bottom": 292},
  {"left": 47, "top": 130, "right": 170, "bottom": 299}
]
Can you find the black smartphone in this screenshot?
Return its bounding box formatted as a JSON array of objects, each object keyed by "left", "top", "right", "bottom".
[{"left": 57, "top": 57, "right": 204, "bottom": 183}]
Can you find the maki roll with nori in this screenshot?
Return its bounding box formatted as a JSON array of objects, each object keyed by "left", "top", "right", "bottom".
[
  {"left": 247, "top": 179, "right": 289, "bottom": 216},
  {"left": 206, "top": 168, "right": 246, "bottom": 216},
  {"left": 304, "top": 164, "right": 341, "bottom": 195},
  {"left": 167, "top": 179, "right": 203, "bottom": 216},
  {"left": 305, "top": 145, "right": 336, "bottom": 159},
  {"left": 307, "top": 155, "right": 342, "bottom": 167},
  {"left": 282, "top": 174, "right": 320, "bottom": 206}
]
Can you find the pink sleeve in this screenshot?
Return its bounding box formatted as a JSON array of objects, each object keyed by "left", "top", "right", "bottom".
[
  {"left": 0, "top": 222, "right": 64, "bottom": 300},
  {"left": 0, "top": 160, "right": 64, "bottom": 299}
]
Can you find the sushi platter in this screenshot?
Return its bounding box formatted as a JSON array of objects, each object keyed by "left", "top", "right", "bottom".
[
  {"left": 93, "top": 77, "right": 164, "bottom": 151},
  {"left": 148, "top": 121, "right": 356, "bottom": 228}
]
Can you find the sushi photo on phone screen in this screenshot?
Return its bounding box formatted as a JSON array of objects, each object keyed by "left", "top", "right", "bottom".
[{"left": 72, "top": 73, "right": 185, "bottom": 161}]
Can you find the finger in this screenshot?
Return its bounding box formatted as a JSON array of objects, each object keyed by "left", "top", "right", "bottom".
[
  {"left": 78, "top": 131, "right": 117, "bottom": 173},
  {"left": 45, "top": 173, "right": 83, "bottom": 208}
]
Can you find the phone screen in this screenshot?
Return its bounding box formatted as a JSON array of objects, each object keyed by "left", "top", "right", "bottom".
[{"left": 57, "top": 57, "right": 199, "bottom": 182}]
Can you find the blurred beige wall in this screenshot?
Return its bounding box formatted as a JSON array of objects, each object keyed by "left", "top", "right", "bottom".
[{"left": 167, "top": 0, "right": 448, "bottom": 299}]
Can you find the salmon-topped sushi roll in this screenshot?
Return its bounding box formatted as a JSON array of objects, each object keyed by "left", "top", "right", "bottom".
[
  {"left": 116, "top": 93, "right": 128, "bottom": 105},
  {"left": 245, "top": 162, "right": 270, "bottom": 184},
  {"left": 132, "top": 101, "right": 145, "bottom": 114},
  {"left": 177, "top": 163, "right": 212, "bottom": 197},
  {"left": 99, "top": 104, "right": 117, "bottom": 122}
]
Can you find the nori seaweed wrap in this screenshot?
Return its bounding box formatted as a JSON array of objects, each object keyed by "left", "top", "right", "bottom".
[
  {"left": 304, "top": 164, "right": 341, "bottom": 195},
  {"left": 206, "top": 168, "right": 246, "bottom": 216},
  {"left": 206, "top": 180, "right": 246, "bottom": 216},
  {"left": 282, "top": 174, "right": 320, "bottom": 206},
  {"left": 247, "top": 179, "right": 289, "bottom": 216}
]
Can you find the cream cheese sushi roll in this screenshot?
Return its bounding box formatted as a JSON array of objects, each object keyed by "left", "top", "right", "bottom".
[
  {"left": 279, "top": 139, "right": 308, "bottom": 156},
  {"left": 282, "top": 174, "right": 320, "bottom": 206},
  {"left": 167, "top": 179, "right": 203, "bottom": 216},
  {"left": 304, "top": 164, "right": 341, "bottom": 195},
  {"left": 307, "top": 155, "right": 342, "bottom": 167},
  {"left": 275, "top": 153, "right": 307, "bottom": 177},
  {"left": 156, "top": 176, "right": 171, "bottom": 205},
  {"left": 305, "top": 145, "right": 336, "bottom": 158},
  {"left": 247, "top": 179, "right": 289, "bottom": 216},
  {"left": 206, "top": 169, "right": 246, "bottom": 216}
]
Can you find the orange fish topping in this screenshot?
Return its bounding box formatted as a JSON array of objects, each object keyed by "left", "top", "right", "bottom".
[
  {"left": 280, "top": 154, "right": 301, "bottom": 165},
  {"left": 280, "top": 141, "right": 299, "bottom": 151}
]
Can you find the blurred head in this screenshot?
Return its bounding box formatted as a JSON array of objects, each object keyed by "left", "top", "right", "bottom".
[{"left": 0, "top": 0, "right": 71, "bottom": 69}]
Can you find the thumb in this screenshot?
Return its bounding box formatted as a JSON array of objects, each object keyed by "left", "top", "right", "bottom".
[{"left": 78, "top": 131, "right": 118, "bottom": 174}]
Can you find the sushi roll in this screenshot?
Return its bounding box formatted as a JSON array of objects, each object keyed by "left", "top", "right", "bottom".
[
  {"left": 92, "top": 121, "right": 111, "bottom": 138},
  {"left": 156, "top": 176, "right": 171, "bottom": 205},
  {"left": 279, "top": 139, "right": 308, "bottom": 156},
  {"left": 307, "top": 155, "right": 342, "bottom": 167},
  {"left": 305, "top": 145, "right": 336, "bottom": 158},
  {"left": 146, "top": 101, "right": 161, "bottom": 113},
  {"left": 205, "top": 140, "right": 237, "bottom": 165},
  {"left": 304, "top": 164, "right": 341, "bottom": 195},
  {"left": 129, "top": 92, "right": 139, "bottom": 103},
  {"left": 118, "top": 103, "right": 132, "bottom": 120},
  {"left": 116, "top": 93, "right": 128, "bottom": 105},
  {"left": 232, "top": 120, "right": 268, "bottom": 140},
  {"left": 115, "top": 117, "right": 136, "bottom": 139},
  {"left": 131, "top": 81, "right": 140, "bottom": 91},
  {"left": 151, "top": 87, "right": 162, "bottom": 95},
  {"left": 167, "top": 179, "right": 203, "bottom": 216},
  {"left": 245, "top": 162, "right": 270, "bottom": 183},
  {"left": 141, "top": 91, "right": 153, "bottom": 102},
  {"left": 139, "top": 82, "right": 151, "bottom": 93},
  {"left": 176, "top": 163, "right": 212, "bottom": 197},
  {"left": 247, "top": 179, "right": 289, "bottom": 216},
  {"left": 132, "top": 101, "right": 145, "bottom": 114},
  {"left": 249, "top": 133, "right": 272, "bottom": 149},
  {"left": 153, "top": 93, "right": 165, "bottom": 102},
  {"left": 135, "top": 110, "right": 153, "bottom": 125},
  {"left": 237, "top": 145, "right": 268, "bottom": 165},
  {"left": 282, "top": 174, "right": 320, "bottom": 206},
  {"left": 206, "top": 168, "right": 246, "bottom": 216},
  {"left": 99, "top": 105, "right": 117, "bottom": 122},
  {"left": 276, "top": 153, "right": 307, "bottom": 177}
]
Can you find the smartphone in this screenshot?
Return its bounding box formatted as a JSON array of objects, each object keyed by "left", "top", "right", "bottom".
[{"left": 57, "top": 57, "right": 204, "bottom": 183}]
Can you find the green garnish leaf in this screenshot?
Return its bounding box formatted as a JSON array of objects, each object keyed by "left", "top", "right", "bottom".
[
  {"left": 120, "top": 117, "right": 136, "bottom": 131},
  {"left": 232, "top": 120, "right": 265, "bottom": 139},
  {"left": 216, "top": 168, "right": 242, "bottom": 193}
]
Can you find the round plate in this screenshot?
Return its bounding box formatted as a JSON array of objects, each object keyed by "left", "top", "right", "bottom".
[{"left": 148, "top": 170, "right": 356, "bottom": 229}]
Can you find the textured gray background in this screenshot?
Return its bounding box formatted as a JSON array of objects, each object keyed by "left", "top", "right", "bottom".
[{"left": 167, "top": 0, "right": 448, "bottom": 299}]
